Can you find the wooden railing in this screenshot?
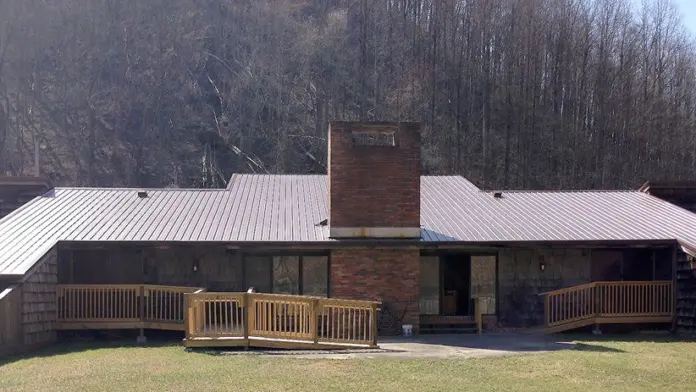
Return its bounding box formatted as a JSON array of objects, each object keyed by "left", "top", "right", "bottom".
[
  {"left": 540, "top": 281, "right": 673, "bottom": 331},
  {"left": 186, "top": 292, "right": 246, "bottom": 340},
  {"left": 185, "top": 292, "right": 380, "bottom": 348},
  {"left": 56, "top": 284, "right": 205, "bottom": 330},
  {"left": 316, "top": 298, "right": 378, "bottom": 345}
]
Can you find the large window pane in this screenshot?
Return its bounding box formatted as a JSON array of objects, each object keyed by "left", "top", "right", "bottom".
[
  {"left": 244, "top": 256, "right": 272, "bottom": 293},
  {"left": 471, "top": 255, "right": 496, "bottom": 314},
  {"left": 272, "top": 256, "right": 300, "bottom": 294},
  {"left": 302, "top": 256, "right": 328, "bottom": 296},
  {"left": 420, "top": 256, "right": 440, "bottom": 315}
]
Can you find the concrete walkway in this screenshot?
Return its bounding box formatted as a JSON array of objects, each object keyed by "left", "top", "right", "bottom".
[{"left": 219, "top": 333, "right": 577, "bottom": 359}]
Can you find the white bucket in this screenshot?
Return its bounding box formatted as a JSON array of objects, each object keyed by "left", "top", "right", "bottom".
[{"left": 402, "top": 324, "right": 413, "bottom": 337}]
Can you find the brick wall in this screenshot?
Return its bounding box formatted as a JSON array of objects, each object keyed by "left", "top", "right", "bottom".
[
  {"left": 498, "top": 248, "right": 591, "bottom": 327},
  {"left": 330, "top": 248, "right": 420, "bottom": 333},
  {"left": 328, "top": 122, "right": 421, "bottom": 230}
]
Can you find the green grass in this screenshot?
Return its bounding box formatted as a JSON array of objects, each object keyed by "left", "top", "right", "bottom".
[{"left": 1, "top": 336, "right": 695, "bottom": 392}]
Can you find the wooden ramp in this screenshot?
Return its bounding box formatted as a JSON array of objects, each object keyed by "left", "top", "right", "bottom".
[
  {"left": 54, "top": 285, "right": 380, "bottom": 350},
  {"left": 185, "top": 292, "right": 380, "bottom": 349},
  {"left": 539, "top": 281, "right": 674, "bottom": 334}
]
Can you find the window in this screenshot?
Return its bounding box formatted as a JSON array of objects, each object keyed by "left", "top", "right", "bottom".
[
  {"left": 419, "top": 256, "right": 440, "bottom": 315},
  {"left": 471, "top": 255, "right": 496, "bottom": 314},
  {"left": 302, "top": 256, "right": 329, "bottom": 296},
  {"left": 243, "top": 254, "right": 328, "bottom": 296},
  {"left": 244, "top": 256, "right": 272, "bottom": 293},
  {"left": 272, "top": 256, "right": 300, "bottom": 294}
]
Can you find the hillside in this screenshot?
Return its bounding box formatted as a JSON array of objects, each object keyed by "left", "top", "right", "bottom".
[{"left": 0, "top": 0, "right": 694, "bottom": 189}]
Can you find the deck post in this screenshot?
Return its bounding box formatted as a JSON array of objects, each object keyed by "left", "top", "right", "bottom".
[
  {"left": 243, "top": 293, "right": 250, "bottom": 349},
  {"left": 312, "top": 299, "right": 320, "bottom": 344},
  {"left": 137, "top": 285, "right": 146, "bottom": 344},
  {"left": 184, "top": 293, "right": 191, "bottom": 342},
  {"left": 544, "top": 293, "right": 550, "bottom": 328},
  {"left": 370, "top": 303, "right": 378, "bottom": 347},
  {"left": 475, "top": 297, "right": 483, "bottom": 335},
  {"left": 671, "top": 246, "right": 677, "bottom": 332}
]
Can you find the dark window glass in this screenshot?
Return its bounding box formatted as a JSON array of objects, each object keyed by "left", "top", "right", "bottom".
[
  {"left": 302, "top": 256, "right": 328, "bottom": 296},
  {"left": 272, "top": 256, "right": 300, "bottom": 294},
  {"left": 244, "top": 256, "right": 272, "bottom": 293}
]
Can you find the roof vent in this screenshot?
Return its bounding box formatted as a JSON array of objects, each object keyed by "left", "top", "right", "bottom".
[
  {"left": 137, "top": 190, "right": 148, "bottom": 198},
  {"left": 493, "top": 191, "right": 503, "bottom": 198},
  {"left": 315, "top": 218, "right": 328, "bottom": 227}
]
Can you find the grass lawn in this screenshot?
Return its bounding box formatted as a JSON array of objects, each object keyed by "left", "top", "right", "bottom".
[{"left": 1, "top": 335, "right": 695, "bottom": 392}]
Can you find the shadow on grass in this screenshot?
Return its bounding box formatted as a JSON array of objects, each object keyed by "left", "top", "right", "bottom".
[
  {"left": 0, "top": 331, "right": 183, "bottom": 368},
  {"left": 188, "top": 346, "right": 406, "bottom": 357},
  {"left": 557, "top": 331, "right": 695, "bottom": 344},
  {"left": 572, "top": 343, "right": 625, "bottom": 353},
  {"left": 376, "top": 330, "right": 696, "bottom": 355}
]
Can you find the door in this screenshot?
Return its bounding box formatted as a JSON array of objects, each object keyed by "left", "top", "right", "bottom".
[{"left": 440, "top": 254, "right": 472, "bottom": 316}]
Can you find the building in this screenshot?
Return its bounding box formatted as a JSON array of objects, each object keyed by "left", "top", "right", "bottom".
[{"left": 1, "top": 121, "right": 696, "bottom": 355}]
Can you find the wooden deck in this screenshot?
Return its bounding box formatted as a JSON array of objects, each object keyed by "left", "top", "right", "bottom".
[
  {"left": 55, "top": 285, "right": 381, "bottom": 349},
  {"left": 56, "top": 284, "right": 205, "bottom": 331},
  {"left": 539, "top": 281, "right": 674, "bottom": 333}
]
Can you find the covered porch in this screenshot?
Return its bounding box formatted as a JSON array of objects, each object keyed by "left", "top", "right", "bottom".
[
  {"left": 419, "top": 244, "right": 678, "bottom": 333},
  {"left": 51, "top": 242, "right": 380, "bottom": 349}
]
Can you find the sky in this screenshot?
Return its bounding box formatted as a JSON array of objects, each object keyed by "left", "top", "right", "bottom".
[{"left": 675, "top": 0, "right": 696, "bottom": 35}]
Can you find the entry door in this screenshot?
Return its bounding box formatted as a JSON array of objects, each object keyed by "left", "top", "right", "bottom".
[{"left": 440, "top": 254, "right": 472, "bottom": 316}]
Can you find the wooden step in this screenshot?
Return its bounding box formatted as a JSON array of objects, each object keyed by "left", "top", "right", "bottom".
[
  {"left": 420, "top": 327, "right": 478, "bottom": 334},
  {"left": 419, "top": 321, "right": 478, "bottom": 334}
]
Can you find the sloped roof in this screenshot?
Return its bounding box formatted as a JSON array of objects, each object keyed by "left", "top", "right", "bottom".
[{"left": 0, "top": 174, "right": 695, "bottom": 276}]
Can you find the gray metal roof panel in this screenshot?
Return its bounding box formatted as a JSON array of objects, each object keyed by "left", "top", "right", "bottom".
[{"left": 1, "top": 175, "right": 696, "bottom": 275}]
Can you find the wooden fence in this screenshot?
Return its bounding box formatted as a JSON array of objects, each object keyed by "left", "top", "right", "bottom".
[
  {"left": 541, "top": 281, "right": 673, "bottom": 333},
  {"left": 56, "top": 284, "right": 205, "bottom": 330},
  {"left": 185, "top": 292, "right": 380, "bottom": 349}
]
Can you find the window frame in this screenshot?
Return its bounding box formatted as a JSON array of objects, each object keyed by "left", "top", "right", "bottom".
[{"left": 241, "top": 251, "right": 330, "bottom": 297}]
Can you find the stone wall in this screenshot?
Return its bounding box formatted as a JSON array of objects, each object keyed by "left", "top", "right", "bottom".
[
  {"left": 498, "top": 248, "right": 591, "bottom": 327},
  {"left": 331, "top": 248, "right": 420, "bottom": 332}
]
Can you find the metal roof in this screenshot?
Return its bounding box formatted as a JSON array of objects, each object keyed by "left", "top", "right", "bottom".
[{"left": 1, "top": 174, "right": 695, "bottom": 276}]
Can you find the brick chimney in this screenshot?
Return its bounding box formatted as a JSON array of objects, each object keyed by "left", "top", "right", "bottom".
[{"left": 328, "top": 121, "right": 421, "bottom": 238}]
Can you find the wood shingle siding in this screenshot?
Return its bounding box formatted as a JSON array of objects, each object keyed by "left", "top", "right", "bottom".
[
  {"left": 0, "top": 247, "right": 58, "bottom": 357},
  {"left": 676, "top": 251, "right": 696, "bottom": 336},
  {"left": 20, "top": 248, "right": 58, "bottom": 348},
  {"left": 0, "top": 285, "right": 23, "bottom": 356}
]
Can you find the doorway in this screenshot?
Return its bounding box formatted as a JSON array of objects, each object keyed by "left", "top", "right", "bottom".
[{"left": 441, "top": 254, "right": 471, "bottom": 316}]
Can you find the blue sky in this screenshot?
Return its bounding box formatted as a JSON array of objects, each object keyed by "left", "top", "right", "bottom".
[{"left": 675, "top": 0, "right": 696, "bottom": 34}]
